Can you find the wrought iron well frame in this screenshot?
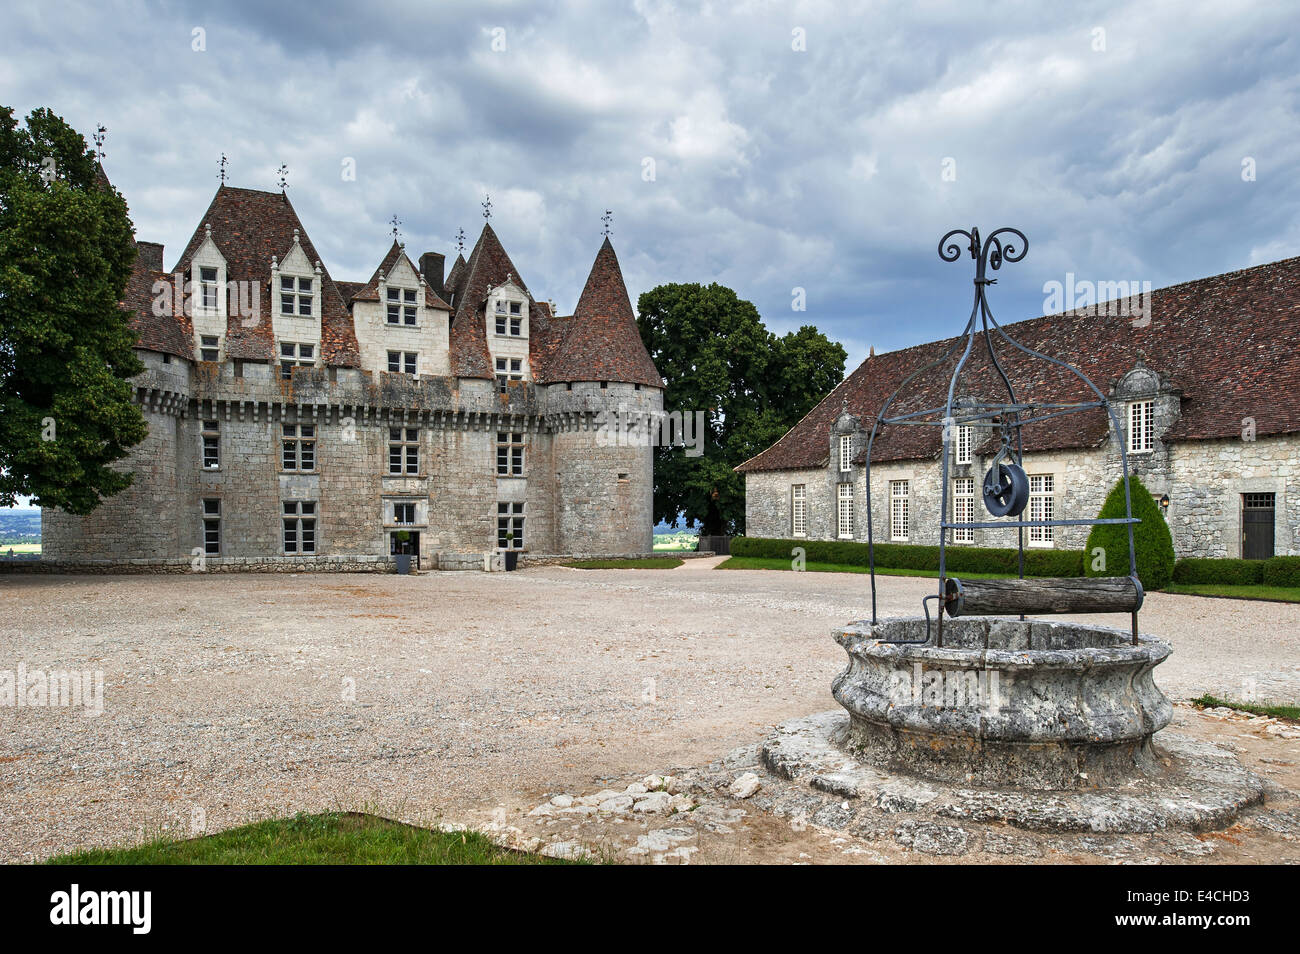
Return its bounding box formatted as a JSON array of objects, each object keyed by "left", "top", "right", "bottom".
[{"left": 864, "top": 227, "right": 1142, "bottom": 646}]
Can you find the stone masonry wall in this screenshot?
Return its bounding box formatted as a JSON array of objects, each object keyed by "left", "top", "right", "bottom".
[{"left": 41, "top": 351, "right": 661, "bottom": 567}]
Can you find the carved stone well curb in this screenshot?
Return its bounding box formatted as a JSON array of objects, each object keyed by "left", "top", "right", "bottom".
[{"left": 831, "top": 617, "right": 1174, "bottom": 790}]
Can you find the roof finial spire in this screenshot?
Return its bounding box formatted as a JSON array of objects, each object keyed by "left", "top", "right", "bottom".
[
  {"left": 601, "top": 209, "right": 613, "bottom": 238},
  {"left": 456, "top": 227, "right": 466, "bottom": 256},
  {"left": 481, "top": 194, "right": 492, "bottom": 221},
  {"left": 92, "top": 124, "right": 107, "bottom": 161},
  {"left": 390, "top": 214, "right": 402, "bottom": 246},
  {"left": 277, "top": 164, "right": 289, "bottom": 191},
  {"left": 217, "top": 153, "right": 228, "bottom": 185}
]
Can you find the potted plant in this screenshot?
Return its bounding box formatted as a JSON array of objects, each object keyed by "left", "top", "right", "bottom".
[
  {"left": 394, "top": 530, "right": 412, "bottom": 575},
  {"left": 503, "top": 532, "right": 518, "bottom": 571}
]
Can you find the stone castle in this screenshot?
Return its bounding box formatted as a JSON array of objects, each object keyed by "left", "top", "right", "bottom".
[
  {"left": 42, "top": 185, "right": 663, "bottom": 570},
  {"left": 740, "top": 254, "right": 1300, "bottom": 560}
]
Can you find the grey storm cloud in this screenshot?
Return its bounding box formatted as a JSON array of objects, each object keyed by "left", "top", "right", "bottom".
[{"left": 2, "top": 0, "right": 1298, "bottom": 369}]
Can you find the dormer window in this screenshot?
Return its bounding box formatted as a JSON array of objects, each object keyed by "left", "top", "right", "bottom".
[
  {"left": 387, "top": 287, "right": 417, "bottom": 326},
  {"left": 280, "top": 341, "right": 315, "bottom": 378},
  {"left": 496, "top": 357, "right": 522, "bottom": 392},
  {"left": 199, "top": 267, "right": 219, "bottom": 310},
  {"left": 199, "top": 335, "right": 220, "bottom": 362},
  {"left": 281, "top": 276, "right": 314, "bottom": 317}
]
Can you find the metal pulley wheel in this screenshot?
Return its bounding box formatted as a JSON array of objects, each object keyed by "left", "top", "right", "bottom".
[{"left": 983, "top": 461, "right": 1029, "bottom": 517}]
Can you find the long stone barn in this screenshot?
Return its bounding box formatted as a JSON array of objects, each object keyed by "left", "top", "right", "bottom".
[
  {"left": 738, "top": 255, "right": 1300, "bottom": 559},
  {"left": 41, "top": 183, "right": 664, "bottom": 571}
]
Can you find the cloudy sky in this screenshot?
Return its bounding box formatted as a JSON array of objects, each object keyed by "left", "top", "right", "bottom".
[{"left": 3, "top": 0, "right": 1298, "bottom": 371}]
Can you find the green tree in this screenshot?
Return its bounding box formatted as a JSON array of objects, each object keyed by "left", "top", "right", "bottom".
[
  {"left": 0, "top": 107, "right": 145, "bottom": 514},
  {"left": 636, "top": 282, "right": 846, "bottom": 535},
  {"left": 1084, "top": 474, "right": 1175, "bottom": 590}
]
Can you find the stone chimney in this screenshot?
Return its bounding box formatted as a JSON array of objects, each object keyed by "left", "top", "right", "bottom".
[
  {"left": 137, "top": 241, "right": 164, "bottom": 272},
  {"left": 419, "top": 252, "right": 445, "bottom": 299}
]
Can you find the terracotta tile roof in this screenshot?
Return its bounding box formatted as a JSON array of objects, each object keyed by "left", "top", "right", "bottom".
[
  {"left": 123, "top": 247, "right": 192, "bottom": 359},
  {"left": 349, "top": 240, "right": 451, "bottom": 310},
  {"left": 737, "top": 254, "right": 1300, "bottom": 472},
  {"left": 448, "top": 224, "right": 537, "bottom": 380},
  {"left": 166, "top": 186, "right": 360, "bottom": 366},
  {"left": 444, "top": 253, "right": 467, "bottom": 307},
  {"left": 335, "top": 280, "right": 365, "bottom": 305},
  {"left": 537, "top": 238, "right": 662, "bottom": 388}
]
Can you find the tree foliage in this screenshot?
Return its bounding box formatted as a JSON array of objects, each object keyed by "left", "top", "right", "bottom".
[
  {"left": 1084, "top": 473, "right": 1175, "bottom": 590},
  {"left": 636, "top": 282, "right": 846, "bottom": 535},
  {"left": 0, "top": 106, "right": 145, "bottom": 514}
]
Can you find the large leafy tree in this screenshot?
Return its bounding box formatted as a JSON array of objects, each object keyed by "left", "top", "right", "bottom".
[
  {"left": 0, "top": 107, "right": 145, "bottom": 514},
  {"left": 637, "top": 283, "right": 846, "bottom": 535}
]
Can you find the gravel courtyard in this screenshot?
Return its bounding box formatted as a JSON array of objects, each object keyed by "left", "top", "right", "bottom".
[{"left": 2, "top": 562, "right": 1299, "bottom": 863}]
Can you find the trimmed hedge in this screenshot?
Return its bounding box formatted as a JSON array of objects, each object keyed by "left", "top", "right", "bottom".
[
  {"left": 1262, "top": 556, "right": 1300, "bottom": 588},
  {"left": 1085, "top": 474, "right": 1175, "bottom": 590},
  {"left": 730, "top": 536, "right": 1084, "bottom": 578},
  {"left": 1172, "top": 558, "right": 1265, "bottom": 585}
]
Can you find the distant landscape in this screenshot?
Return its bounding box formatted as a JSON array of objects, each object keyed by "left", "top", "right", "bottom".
[
  {"left": 0, "top": 509, "right": 40, "bottom": 553},
  {"left": 653, "top": 521, "right": 699, "bottom": 552}
]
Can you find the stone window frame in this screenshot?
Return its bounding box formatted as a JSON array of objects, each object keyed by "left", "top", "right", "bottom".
[
  {"left": 201, "top": 498, "right": 221, "bottom": 556},
  {"left": 279, "top": 274, "right": 315, "bottom": 317},
  {"left": 496, "top": 431, "right": 525, "bottom": 477},
  {"left": 281, "top": 423, "right": 316, "bottom": 473},
  {"left": 279, "top": 341, "right": 316, "bottom": 379},
  {"left": 201, "top": 419, "right": 220, "bottom": 470},
  {"left": 386, "top": 286, "right": 419, "bottom": 326},
  {"left": 951, "top": 476, "right": 975, "bottom": 543},
  {"left": 889, "top": 480, "right": 909, "bottom": 542},
  {"left": 955, "top": 424, "right": 973, "bottom": 465},
  {"left": 387, "top": 350, "right": 418, "bottom": 375},
  {"left": 493, "top": 298, "right": 526, "bottom": 337},
  {"left": 791, "top": 484, "right": 807, "bottom": 537},
  {"left": 838, "top": 434, "right": 853, "bottom": 472},
  {"left": 1127, "top": 399, "right": 1155, "bottom": 454},
  {"left": 199, "top": 334, "right": 220, "bottom": 362},
  {"left": 199, "top": 266, "right": 220, "bottom": 311},
  {"left": 1028, "top": 473, "right": 1056, "bottom": 547},
  {"left": 497, "top": 501, "right": 525, "bottom": 549},
  {"left": 387, "top": 426, "right": 420, "bottom": 476},
  {"left": 282, "top": 500, "right": 318, "bottom": 554},
  {"left": 837, "top": 482, "right": 855, "bottom": 540},
  {"left": 495, "top": 357, "right": 523, "bottom": 392}
]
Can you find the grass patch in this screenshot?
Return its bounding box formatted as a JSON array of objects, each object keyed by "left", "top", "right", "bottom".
[
  {"left": 1, "top": 542, "right": 40, "bottom": 554},
  {"left": 717, "top": 555, "right": 1041, "bottom": 580},
  {"left": 1191, "top": 695, "right": 1300, "bottom": 723},
  {"left": 45, "top": 812, "right": 576, "bottom": 865},
  {"left": 563, "top": 557, "right": 684, "bottom": 569},
  {"left": 1165, "top": 582, "right": 1300, "bottom": 603}
]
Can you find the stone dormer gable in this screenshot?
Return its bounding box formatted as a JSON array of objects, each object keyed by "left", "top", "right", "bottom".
[
  {"left": 167, "top": 185, "right": 359, "bottom": 367},
  {"left": 271, "top": 230, "right": 321, "bottom": 322},
  {"left": 352, "top": 241, "right": 451, "bottom": 313},
  {"left": 448, "top": 223, "right": 534, "bottom": 380},
  {"left": 487, "top": 277, "right": 529, "bottom": 339}
]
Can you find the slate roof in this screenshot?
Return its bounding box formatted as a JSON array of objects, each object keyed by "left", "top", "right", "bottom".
[{"left": 737, "top": 254, "right": 1300, "bottom": 472}]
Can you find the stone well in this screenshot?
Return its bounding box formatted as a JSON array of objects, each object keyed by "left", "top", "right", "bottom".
[{"left": 830, "top": 617, "right": 1173, "bottom": 790}]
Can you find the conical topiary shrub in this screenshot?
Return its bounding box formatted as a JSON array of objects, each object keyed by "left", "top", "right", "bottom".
[{"left": 1084, "top": 474, "right": 1175, "bottom": 590}]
